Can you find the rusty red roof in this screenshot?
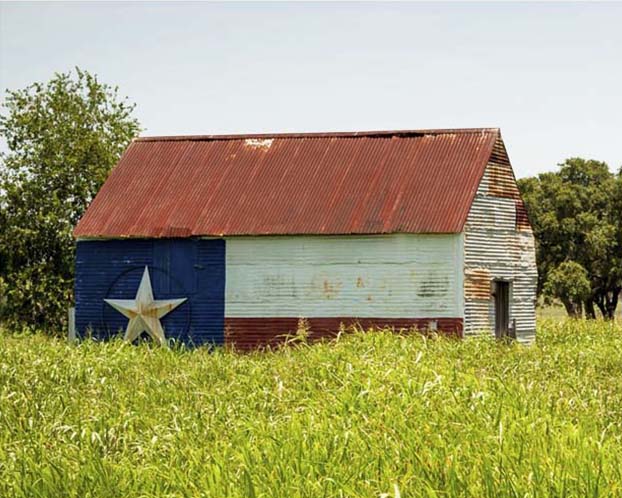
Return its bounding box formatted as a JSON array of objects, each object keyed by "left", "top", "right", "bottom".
[{"left": 74, "top": 128, "right": 500, "bottom": 238}]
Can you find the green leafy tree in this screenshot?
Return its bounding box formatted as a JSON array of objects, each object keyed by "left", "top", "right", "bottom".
[
  {"left": 544, "top": 261, "right": 591, "bottom": 318},
  {"left": 0, "top": 68, "right": 140, "bottom": 331},
  {"left": 518, "top": 159, "right": 622, "bottom": 319}
]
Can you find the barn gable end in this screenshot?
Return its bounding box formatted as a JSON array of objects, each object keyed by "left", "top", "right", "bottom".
[{"left": 463, "top": 136, "right": 537, "bottom": 341}]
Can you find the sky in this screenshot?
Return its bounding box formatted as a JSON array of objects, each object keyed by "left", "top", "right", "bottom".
[{"left": 1, "top": 1, "right": 621, "bottom": 178}]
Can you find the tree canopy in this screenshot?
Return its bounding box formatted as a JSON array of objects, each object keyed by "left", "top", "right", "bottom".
[
  {"left": 0, "top": 68, "right": 141, "bottom": 331},
  {"left": 518, "top": 159, "right": 622, "bottom": 319}
]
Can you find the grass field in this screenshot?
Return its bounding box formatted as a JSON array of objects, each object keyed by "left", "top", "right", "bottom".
[
  {"left": 537, "top": 304, "right": 622, "bottom": 321},
  {"left": 2, "top": 320, "right": 622, "bottom": 497}
]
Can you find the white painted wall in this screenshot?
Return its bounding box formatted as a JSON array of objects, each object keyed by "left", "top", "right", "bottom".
[{"left": 225, "top": 234, "right": 464, "bottom": 318}]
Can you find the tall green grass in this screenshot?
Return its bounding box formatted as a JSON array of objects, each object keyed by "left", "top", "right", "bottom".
[{"left": 1, "top": 320, "right": 622, "bottom": 497}]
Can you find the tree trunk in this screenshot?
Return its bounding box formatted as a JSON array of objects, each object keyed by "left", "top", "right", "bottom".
[
  {"left": 595, "top": 288, "right": 621, "bottom": 320},
  {"left": 584, "top": 298, "right": 596, "bottom": 320},
  {"left": 561, "top": 298, "right": 581, "bottom": 318},
  {"left": 604, "top": 288, "right": 620, "bottom": 321},
  {"left": 612, "top": 289, "right": 620, "bottom": 320},
  {"left": 595, "top": 295, "right": 607, "bottom": 319}
]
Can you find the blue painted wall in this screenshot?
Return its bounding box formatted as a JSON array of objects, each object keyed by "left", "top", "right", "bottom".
[{"left": 75, "top": 238, "right": 225, "bottom": 345}]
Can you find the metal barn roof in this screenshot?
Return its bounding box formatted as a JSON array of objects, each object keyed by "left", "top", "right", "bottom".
[{"left": 74, "top": 128, "right": 501, "bottom": 238}]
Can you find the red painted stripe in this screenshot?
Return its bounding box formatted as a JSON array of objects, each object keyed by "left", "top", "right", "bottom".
[{"left": 225, "top": 317, "right": 463, "bottom": 350}]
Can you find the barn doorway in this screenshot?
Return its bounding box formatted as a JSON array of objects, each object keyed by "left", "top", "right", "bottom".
[{"left": 493, "top": 280, "right": 511, "bottom": 338}]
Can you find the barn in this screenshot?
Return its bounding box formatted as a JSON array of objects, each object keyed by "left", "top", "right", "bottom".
[{"left": 73, "top": 128, "right": 537, "bottom": 348}]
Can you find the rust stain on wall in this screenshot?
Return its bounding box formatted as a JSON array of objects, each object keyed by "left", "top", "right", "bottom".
[
  {"left": 488, "top": 163, "right": 520, "bottom": 199},
  {"left": 515, "top": 200, "right": 532, "bottom": 231},
  {"left": 465, "top": 268, "right": 491, "bottom": 300},
  {"left": 488, "top": 139, "right": 521, "bottom": 200},
  {"left": 322, "top": 279, "right": 342, "bottom": 299}
]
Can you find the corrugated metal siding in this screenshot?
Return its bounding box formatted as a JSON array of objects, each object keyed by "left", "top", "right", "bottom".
[
  {"left": 75, "top": 238, "right": 226, "bottom": 345},
  {"left": 515, "top": 200, "right": 532, "bottom": 231},
  {"left": 488, "top": 140, "right": 517, "bottom": 195},
  {"left": 225, "top": 317, "right": 463, "bottom": 351},
  {"left": 74, "top": 129, "right": 498, "bottom": 238},
  {"left": 224, "top": 234, "right": 464, "bottom": 318},
  {"left": 463, "top": 138, "right": 537, "bottom": 342},
  {"left": 464, "top": 268, "right": 491, "bottom": 300}
]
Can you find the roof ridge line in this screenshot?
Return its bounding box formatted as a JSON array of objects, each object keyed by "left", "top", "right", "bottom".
[{"left": 134, "top": 128, "right": 500, "bottom": 142}]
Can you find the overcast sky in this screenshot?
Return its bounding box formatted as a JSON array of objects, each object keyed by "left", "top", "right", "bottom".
[{"left": 1, "top": 1, "right": 621, "bottom": 177}]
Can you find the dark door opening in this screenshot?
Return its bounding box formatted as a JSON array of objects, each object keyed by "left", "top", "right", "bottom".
[{"left": 493, "top": 280, "right": 511, "bottom": 338}]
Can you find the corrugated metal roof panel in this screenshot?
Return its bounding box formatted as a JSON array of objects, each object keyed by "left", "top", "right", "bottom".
[{"left": 74, "top": 128, "right": 500, "bottom": 238}]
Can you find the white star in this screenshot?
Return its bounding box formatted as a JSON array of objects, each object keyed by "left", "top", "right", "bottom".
[{"left": 104, "top": 266, "right": 187, "bottom": 346}]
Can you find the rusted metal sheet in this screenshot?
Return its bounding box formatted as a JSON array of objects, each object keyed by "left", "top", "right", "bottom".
[
  {"left": 463, "top": 141, "right": 537, "bottom": 342},
  {"left": 465, "top": 268, "right": 491, "bottom": 300},
  {"left": 487, "top": 138, "right": 521, "bottom": 199},
  {"left": 224, "top": 234, "right": 464, "bottom": 319},
  {"left": 74, "top": 129, "right": 499, "bottom": 238},
  {"left": 225, "top": 317, "right": 464, "bottom": 350},
  {"left": 515, "top": 200, "right": 532, "bottom": 231}
]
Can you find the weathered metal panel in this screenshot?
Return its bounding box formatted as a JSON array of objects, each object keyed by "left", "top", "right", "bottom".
[
  {"left": 225, "top": 234, "right": 464, "bottom": 319},
  {"left": 75, "top": 238, "right": 226, "bottom": 345},
  {"left": 466, "top": 196, "right": 517, "bottom": 231},
  {"left": 465, "top": 268, "right": 491, "bottom": 300},
  {"left": 515, "top": 200, "right": 532, "bottom": 231},
  {"left": 74, "top": 129, "right": 499, "bottom": 238},
  {"left": 225, "top": 317, "right": 463, "bottom": 350},
  {"left": 463, "top": 137, "right": 537, "bottom": 342},
  {"left": 488, "top": 139, "right": 521, "bottom": 199}
]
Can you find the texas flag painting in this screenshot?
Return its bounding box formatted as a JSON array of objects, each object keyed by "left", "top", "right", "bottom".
[{"left": 73, "top": 130, "right": 537, "bottom": 347}]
